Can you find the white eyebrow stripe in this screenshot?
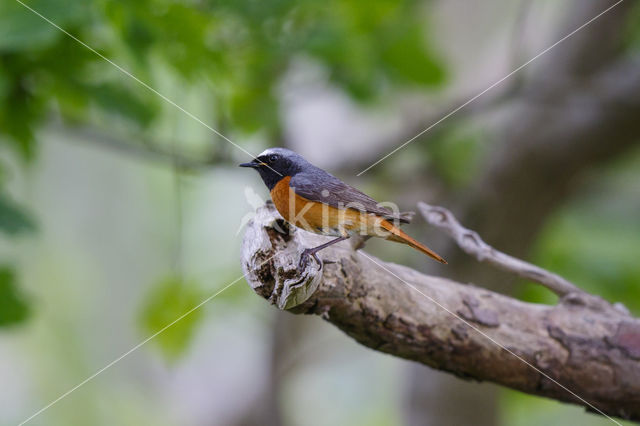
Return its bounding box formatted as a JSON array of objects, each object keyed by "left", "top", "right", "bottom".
[{"left": 258, "top": 148, "right": 276, "bottom": 157}]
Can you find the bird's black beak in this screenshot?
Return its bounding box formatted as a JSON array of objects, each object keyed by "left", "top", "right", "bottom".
[
  {"left": 239, "top": 159, "right": 266, "bottom": 168},
  {"left": 239, "top": 160, "right": 258, "bottom": 168}
]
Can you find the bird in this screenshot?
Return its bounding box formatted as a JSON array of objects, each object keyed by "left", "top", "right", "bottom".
[{"left": 240, "top": 147, "right": 447, "bottom": 268}]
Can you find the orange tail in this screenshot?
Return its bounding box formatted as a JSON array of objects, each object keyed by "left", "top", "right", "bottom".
[{"left": 381, "top": 220, "right": 447, "bottom": 264}]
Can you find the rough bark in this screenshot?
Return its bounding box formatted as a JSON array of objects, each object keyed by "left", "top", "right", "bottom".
[{"left": 241, "top": 203, "right": 640, "bottom": 422}]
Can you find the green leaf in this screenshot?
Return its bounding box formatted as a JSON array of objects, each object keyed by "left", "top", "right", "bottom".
[
  {"left": 0, "top": 192, "right": 37, "bottom": 236},
  {"left": 139, "top": 277, "right": 205, "bottom": 362},
  {"left": 0, "top": 267, "right": 30, "bottom": 327}
]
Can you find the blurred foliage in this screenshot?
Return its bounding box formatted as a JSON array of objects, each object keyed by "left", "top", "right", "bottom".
[
  {"left": 528, "top": 206, "right": 640, "bottom": 315},
  {"left": 0, "top": 267, "right": 30, "bottom": 327},
  {"left": 1, "top": 0, "right": 445, "bottom": 339},
  {"left": 501, "top": 389, "right": 636, "bottom": 426},
  {"left": 0, "top": 0, "right": 445, "bottom": 160},
  {"left": 139, "top": 276, "right": 205, "bottom": 362},
  {"left": 0, "top": 0, "right": 157, "bottom": 160},
  {"left": 519, "top": 151, "right": 640, "bottom": 315},
  {"left": 0, "top": 190, "right": 35, "bottom": 328},
  {"left": 623, "top": 1, "right": 640, "bottom": 51},
  {"left": 0, "top": 190, "right": 36, "bottom": 236},
  {"left": 426, "top": 126, "right": 483, "bottom": 188}
]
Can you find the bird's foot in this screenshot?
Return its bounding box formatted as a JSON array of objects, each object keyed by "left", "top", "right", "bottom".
[{"left": 298, "top": 248, "right": 322, "bottom": 270}]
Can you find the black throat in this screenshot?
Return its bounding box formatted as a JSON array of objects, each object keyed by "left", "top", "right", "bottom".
[{"left": 257, "top": 168, "right": 289, "bottom": 191}]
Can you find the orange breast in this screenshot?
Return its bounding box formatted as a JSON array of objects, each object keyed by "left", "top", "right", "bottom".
[{"left": 270, "top": 176, "right": 379, "bottom": 237}]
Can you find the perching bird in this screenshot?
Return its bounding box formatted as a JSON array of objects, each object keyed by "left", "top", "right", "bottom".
[{"left": 240, "top": 148, "right": 447, "bottom": 267}]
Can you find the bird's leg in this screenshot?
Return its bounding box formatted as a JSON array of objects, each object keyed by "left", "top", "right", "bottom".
[{"left": 299, "top": 236, "right": 348, "bottom": 269}]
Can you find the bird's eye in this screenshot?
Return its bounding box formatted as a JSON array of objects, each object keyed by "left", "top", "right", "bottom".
[{"left": 268, "top": 154, "right": 278, "bottom": 163}]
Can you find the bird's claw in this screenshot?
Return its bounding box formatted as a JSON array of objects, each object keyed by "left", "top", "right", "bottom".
[{"left": 298, "top": 248, "right": 322, "bottom": 270}]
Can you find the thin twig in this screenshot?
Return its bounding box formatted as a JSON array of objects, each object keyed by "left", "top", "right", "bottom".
[{"left": 417, "top": 201, "right": 583, "bottom": 296}]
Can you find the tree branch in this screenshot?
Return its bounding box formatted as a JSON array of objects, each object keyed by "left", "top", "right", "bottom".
[
  {"left": 418, "top": 202, "right": 584, "bottom": 297},
  {"left": 241, "top": 203, "right": 640, "bottom": 421}
]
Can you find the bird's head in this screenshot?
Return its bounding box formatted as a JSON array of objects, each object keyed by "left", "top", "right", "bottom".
[{"left": 239, "top": 147, "right": 306, "bottom": 190}]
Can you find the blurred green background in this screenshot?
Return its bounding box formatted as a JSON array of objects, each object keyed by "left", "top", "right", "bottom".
[{"left": 1, "top": 0, "right": 639, "bottom": 425}]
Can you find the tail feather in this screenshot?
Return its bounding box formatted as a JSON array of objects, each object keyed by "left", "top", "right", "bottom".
[{"left": 380, "top": 220, "right": 447, "bottom": 264}]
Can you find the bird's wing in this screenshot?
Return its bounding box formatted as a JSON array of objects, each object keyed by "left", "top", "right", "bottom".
[{"left": 290, "top": 170, "right": 410, "bottom": 223}]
